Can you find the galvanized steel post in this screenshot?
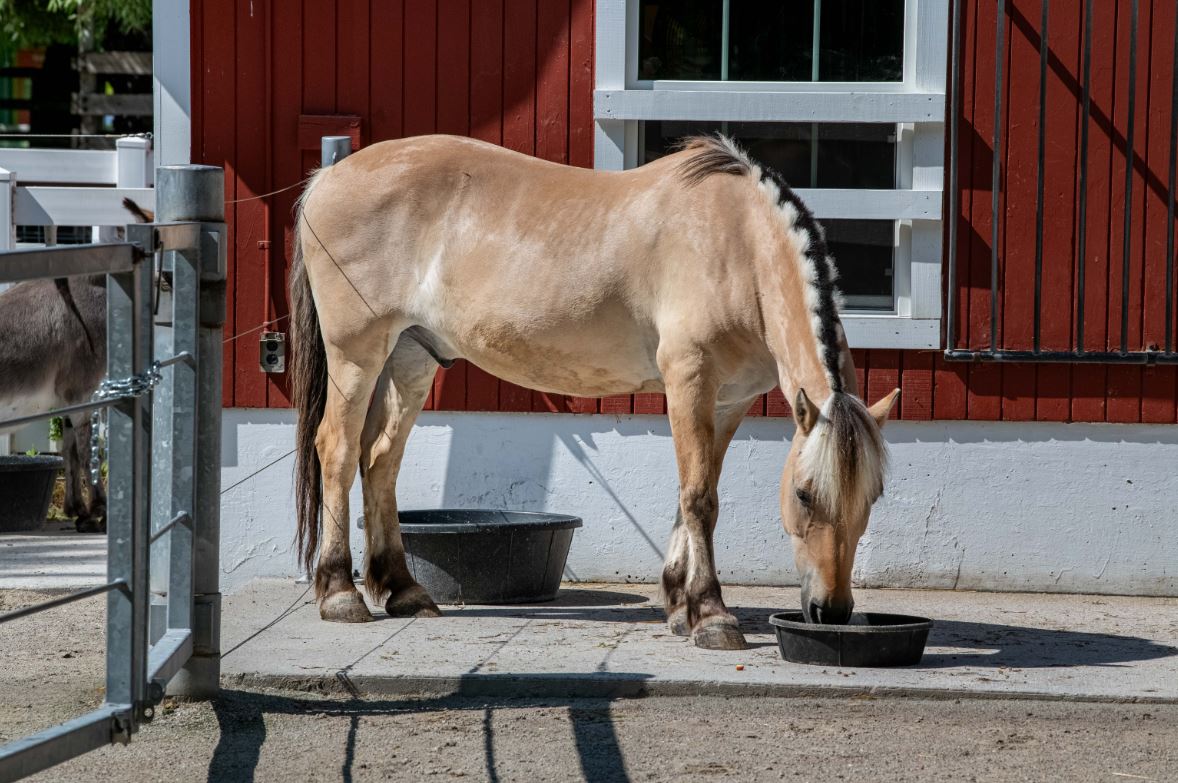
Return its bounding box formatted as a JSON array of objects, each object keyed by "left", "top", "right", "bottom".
[
  {"left": 321, "top": 135, "right": 352, "bottom": 167},
  {"left": 154, "top": 165, "right": 226, "bottom": 699}
]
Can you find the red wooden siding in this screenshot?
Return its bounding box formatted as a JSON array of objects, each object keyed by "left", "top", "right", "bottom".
[{"left": 192, "top": 0, "right": 1177, "bottom": 422}]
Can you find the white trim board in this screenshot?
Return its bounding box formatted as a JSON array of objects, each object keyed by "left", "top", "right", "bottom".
[{"left": 594, "top": 90, "right": 946, "bottom": 124}]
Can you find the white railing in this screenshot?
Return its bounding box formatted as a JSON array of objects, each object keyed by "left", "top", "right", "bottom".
[{"left": 0, "top": 136, "right": 156, "bottom": 251}]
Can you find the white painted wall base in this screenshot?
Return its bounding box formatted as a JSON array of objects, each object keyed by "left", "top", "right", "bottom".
[{"left": 219, "top": 410, "right": 1178, "bottom": 597}]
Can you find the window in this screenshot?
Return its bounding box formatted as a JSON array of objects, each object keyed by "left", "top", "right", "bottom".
[{"left": 595, "top": 0, "right": 948, "bottom": 348}]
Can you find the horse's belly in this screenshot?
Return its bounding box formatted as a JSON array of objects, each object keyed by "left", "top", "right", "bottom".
[{"left": 451, "top": 327, "right": 662, "bottom": 398}]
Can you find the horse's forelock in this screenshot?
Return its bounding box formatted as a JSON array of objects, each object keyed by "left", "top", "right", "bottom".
[{"left": 797, "top": 393, "right": 888, "bottom": 519}]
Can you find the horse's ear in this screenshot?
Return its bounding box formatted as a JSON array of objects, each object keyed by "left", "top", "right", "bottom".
[
  {"left": 868, "top": 388, "right": 901, "bottom": 427},
  {"left": 793, "top": 388, "right": 820, "bottom": 435}
]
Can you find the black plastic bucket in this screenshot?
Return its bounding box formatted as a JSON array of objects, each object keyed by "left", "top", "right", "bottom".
[
  {"left": 398, "top": 509, "right": 582, "bottom": 604},
  {"left": 769, "top": 611, "right": 933, "bottom": 667},
  {"left": 0, "top": 455, "right": 63, "bottom": 533}
]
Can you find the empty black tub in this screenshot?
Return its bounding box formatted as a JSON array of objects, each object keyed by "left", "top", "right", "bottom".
[
  {"left": 0, "top": 455, "right": 63, "bottom": 532},
  {"left": 398, "top": 510, "right": 582, "bottom": 604}
]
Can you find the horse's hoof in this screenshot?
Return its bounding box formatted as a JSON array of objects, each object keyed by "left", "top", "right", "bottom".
[
  {"left": 667, "top": 608, "right": 691, "bottom": 637},
  {"left": 385, "top": 585, "right": 442, "bottom": 618},
  {"left": 691, "top": 616, "right": 747, "bottom": 651},
  {"left": 75, "top": 516, "right": 100, "bottom": 533},
  {"left": 320, "top": 590, "right": 374, "bottom": 623}
]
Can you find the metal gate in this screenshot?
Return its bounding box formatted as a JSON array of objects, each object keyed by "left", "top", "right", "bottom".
[
  {"left": 945, "top": 0, "right": 1178, "bottom": 364},
  {"left": 0, "top": 166, "right": 226, "bottom": 782}
]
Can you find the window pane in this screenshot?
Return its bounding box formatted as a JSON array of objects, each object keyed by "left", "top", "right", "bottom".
[
  {"left": 826, "top": 220, "right": 894, "bottom": 311},
  {"left": 639, "top": 1, "right": 723, "bottom": 81},
  {"left": 639, "top": 123, "right": 896, "bottom": 310},
  {"left": 640, "top": 120, "right": 896, "bottom": 189},
  {"left": 640, "top": 0, "right": 905, "bottom": 83}
]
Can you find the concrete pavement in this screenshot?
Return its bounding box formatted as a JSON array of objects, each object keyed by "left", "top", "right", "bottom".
[{"left": 221, "top": 580, "right": 1178, "bottom": 703}]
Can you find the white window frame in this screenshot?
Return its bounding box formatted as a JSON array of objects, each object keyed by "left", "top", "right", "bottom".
[{"left": 593, "top": 0, "right": 948, "bottom": 350}]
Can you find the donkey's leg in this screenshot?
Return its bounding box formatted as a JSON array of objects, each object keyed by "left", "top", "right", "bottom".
[
  {"left": 359, "top": 335, "right": 440, "bottom": 618},
  {"left": 661, "top": 355, "right": 745, "bottom": 651},
  {"left": 316, "top": 350, "right": 385, "bottom": 623},
  {"left": 662, "top": 399, "right": 752, "bottom": 637},
  {"left": 71, "top": 414, "right": 106, "bottom": 530}
]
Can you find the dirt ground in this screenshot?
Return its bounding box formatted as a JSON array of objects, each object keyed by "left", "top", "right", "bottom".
[{"left": 3, "top": 589, "right": 1176, "bottom": 782}]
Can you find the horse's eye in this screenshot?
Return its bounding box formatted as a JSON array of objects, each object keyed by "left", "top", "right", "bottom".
[{"left": 795, "top": 488, "right": 814, "bottom": 509}]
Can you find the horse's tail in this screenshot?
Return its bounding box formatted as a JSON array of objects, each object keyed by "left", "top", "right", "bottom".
[{"left": 290, "top": 173, "right": 328, "bottom": 580}]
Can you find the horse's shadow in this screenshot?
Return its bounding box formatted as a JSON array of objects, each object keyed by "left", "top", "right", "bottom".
[{"left": 450, "top": 592, "right": 1177, "bottom": 669}]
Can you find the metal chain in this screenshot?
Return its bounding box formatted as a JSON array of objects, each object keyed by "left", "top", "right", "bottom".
[{"left": 88, "top": 360, "right": 165, "bottom": 484}]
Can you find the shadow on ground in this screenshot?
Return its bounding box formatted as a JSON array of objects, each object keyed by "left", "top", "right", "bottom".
[{"left": 208, "top": 682, "right": 641, "bottom": 783}]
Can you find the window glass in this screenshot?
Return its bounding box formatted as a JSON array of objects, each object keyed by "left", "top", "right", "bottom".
[
  {"left": 639, "top": 0, "right": 905, "bottom": 82},
  {"left": 639, "top": 122, "right": 896, "bottom": 310},
  {"left": 640, "top": 120, "right": 896, "bottom": 189}
]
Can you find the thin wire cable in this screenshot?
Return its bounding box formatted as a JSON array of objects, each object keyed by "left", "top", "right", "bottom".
[
  {"left": 223, "top": 313, "right": 291, "bottom": 344},
  {"left": 226, "top": 179, "right": 308, "bottom": 204},
  {"left": 221, "top": 448, "right": 296, "bottom": 496}
]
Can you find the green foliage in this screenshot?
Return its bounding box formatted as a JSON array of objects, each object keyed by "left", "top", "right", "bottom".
[
  {"left": 0, "top": 0, "right": 151, "bottom": 52},
  {"left": 24, "top": 447, "right": 37, "bottom": 457},
  {"left": 48, "top": 416, "right": 64, "bottom": 442}
]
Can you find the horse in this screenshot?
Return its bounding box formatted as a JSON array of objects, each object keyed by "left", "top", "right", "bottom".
[
  {"left": 290, "top": 134, "right": 900, "bottom": 650},
  {"left": 0, "top": 276, "right": 107, "bottom": 531}
]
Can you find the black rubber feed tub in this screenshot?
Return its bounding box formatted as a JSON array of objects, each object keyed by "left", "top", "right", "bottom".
[
  {"left": 769, "top": 611, "right": 933, "bottom": 667},
  {"left": 399, "top": 510, "right": 582, "bottom": 604},
  {"left": 0, "top": 455, "right": 63, "bottom": 532}
]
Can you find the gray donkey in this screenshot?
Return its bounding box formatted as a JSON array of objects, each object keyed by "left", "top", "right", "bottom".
[{"left": 0, "top": 275, "right": 107, "bottom": 531}]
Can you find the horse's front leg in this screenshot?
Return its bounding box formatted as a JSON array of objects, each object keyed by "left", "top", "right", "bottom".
[
  {"left": 661, "top": 356, "right": 746, "bottom": 650},
  {"left": 662, "top": 399, "right": 751, "bottom": 639}
]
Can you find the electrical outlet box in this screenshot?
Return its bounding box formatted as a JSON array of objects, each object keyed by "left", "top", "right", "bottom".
[{"left": 260, "top": 331, "right": 286, "bottom": 373}]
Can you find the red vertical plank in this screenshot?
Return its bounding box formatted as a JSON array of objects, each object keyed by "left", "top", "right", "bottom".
[
  {"left": 850, "top": 349, "right": 867, "bottom": 398},
  {"left": 302, "top": 0, "right": 336, "bottom": 113},
  {"left": 1000, "top": 0, "right": 1039, "bottom": 354},
  {"left": 403, "top": 0, "right": 437, "bottom": 138},
  {"left": 746, "top": 395, "right": 766, "bottom": 416},
  {"left": 1001, "top": 365, "right": 1036, "bottom": 421},
  {"left": 369, "top": 0, "right": 404, "bottom": 142},
  {"left": 535, "top": 0, "right": 570, "bottom": 164},
  {"left": 234, "top": 0, "right": 270, "bottom": 408},
  {"left": 633, "top": 394, "right": 666, "bottom": 414},
  {"left": 200, "top": 0, "right": 237, "bottom": 406},
  {"left": 1070, "top": 366, "right": 1107, "bottom": 421},
  {"left": 866, "top": 351, "right": 900, "bottom": 418},
  {"left": 502, "top": 0, "right": 537, "bottom": 155},
  {"left": 765, "top": 387, "right": 790, "bottom": 418},
  {"left": 966, "top": 363, "right": 1002, "bottom": 420},
  {"left": 1034, "top": 366, "right": 1071, "bottom": 422},
  {"left": 498, "top": 0, "right": 538, "bottom": 411},
  {"left": 900, "top": 352, "right": 933, "bottom": 421},
  {"left": 967, "top": 0, "right": 1001, "bottom": 351},
  {"left": 467, "top": 0, "right": 504, "bottom": 411},
  {"left": 600, "top": 395, "right": 633, "bottom": 415},
  {"left": 434, "top": 360, "right": 468, "bottom": 411},
  {"left": 932, "top": 354, "right": 967, "bottom": 420},
  {"left": 1142, "top": 1, "right": 1177, "bottom": 353},
  {"left": 569, "top": 0, "right": 595, "bottom": 168},
  {"left": 1141, "top": 366, "right": 1177, "bottom": 423},
  {"left": 1039, "top": 0, "right": 1082, "bottom": 353},
  {"left": 1106, "top": 367, "right": 1142, "bottom": 422},
  {"left": 437, "top": 0, "right": 470, "bottom": 136},
  {"left": 949, "top": 0, "right": 977, "bottom": 351},
  {"left": 337, "top": 0, "right": 371, "bottom": 127},
  {"left": 269, "top": 0, "right": 303, "bottom": 408}
]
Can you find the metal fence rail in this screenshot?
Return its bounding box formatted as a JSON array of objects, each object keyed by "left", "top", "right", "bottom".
[
  {"left": 945, "top": 0, "right": 1178, "bottom": 364},
  {"left": 0, "top": 166, "right": 225, "bottom": 783}
]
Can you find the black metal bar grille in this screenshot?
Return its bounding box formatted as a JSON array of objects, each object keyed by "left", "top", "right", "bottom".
[{"left": 946, "top": 0, "right": 1178, "bottom": 364}]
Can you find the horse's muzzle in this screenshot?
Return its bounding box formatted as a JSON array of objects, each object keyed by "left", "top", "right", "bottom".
[{"left": 800, "top": 586, "right": 854, "bottom": 625}]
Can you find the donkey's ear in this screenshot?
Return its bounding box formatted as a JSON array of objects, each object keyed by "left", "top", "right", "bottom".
[
  {"left": 868, "top": 388, "right": 901, "bottom": 427},
  {"left": 793, "top": 388, "right": 820, "bottom": 435}
]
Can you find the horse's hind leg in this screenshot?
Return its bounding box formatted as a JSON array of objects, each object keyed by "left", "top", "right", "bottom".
[
  {"left": 662, "top": 399, "right": 751, "bottom": 637},
  {"left": 359, "top": 334, "right": 440, "bottom": 618},
  {"left": 660, "top": 351, "right": 746, "bottom": 651},
  {"left": 316, "top": 345, "right": 386, "bottom": 623}
]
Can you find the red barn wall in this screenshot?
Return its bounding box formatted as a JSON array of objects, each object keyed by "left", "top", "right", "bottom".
[{"left": 191, "top": 0, "right": 1178, "bottom": 423}]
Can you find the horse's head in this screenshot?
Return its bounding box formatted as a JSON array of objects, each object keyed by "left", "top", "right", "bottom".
[{"left": 781, "top": 387, "right": 899, "bottom": 624}]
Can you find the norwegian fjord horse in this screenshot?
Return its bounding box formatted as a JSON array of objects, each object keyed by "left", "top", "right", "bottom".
[{"left": 290, "top": 135, "right": 899, "bottom": 650}]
